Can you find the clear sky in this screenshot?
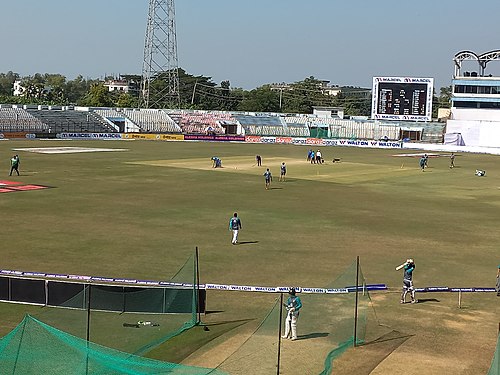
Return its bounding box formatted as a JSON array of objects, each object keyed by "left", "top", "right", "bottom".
[{"left": 1, "top": 0, "right": 500, "bottom": 90}]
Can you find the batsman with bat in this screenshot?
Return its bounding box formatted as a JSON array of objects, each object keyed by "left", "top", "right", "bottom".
[
  {"left": 396, "top": 259, "right": 418, "bottom": 304},
  {"left": 282, "top": 288, "right": 302, "bottom": 341}
]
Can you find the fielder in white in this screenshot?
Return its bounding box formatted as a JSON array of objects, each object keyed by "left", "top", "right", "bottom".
[{"left": 282, "top": 288, "right": 302, "bottom": 341}]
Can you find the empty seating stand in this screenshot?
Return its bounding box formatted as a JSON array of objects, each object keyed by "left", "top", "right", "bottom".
[
  {"left": 0, "top": 107, "right": 48, "bottom": 132},
  {"left": 27, "top": 109, "right": 115, "bottom": 133},
  {"left": 121, "top": 109, "right": 181, "bottom": 133}
]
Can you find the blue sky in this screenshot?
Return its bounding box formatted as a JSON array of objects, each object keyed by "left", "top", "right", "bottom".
[{"left": 1, "top": 0, "right": 500, "bottom": 90}]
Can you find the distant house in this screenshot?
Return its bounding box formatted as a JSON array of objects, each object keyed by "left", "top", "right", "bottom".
[
  {"left": 103, "top": 76, "right": 140, "bottom": 94},
  {"left": 104, "top": 79, "right": 131, "bottom": 93},
  {"left": 312, "top": 106, "right": 344, "bottom": 119},
  {"left": 13, "top": 81, "right": 25, "bottom": 97}
]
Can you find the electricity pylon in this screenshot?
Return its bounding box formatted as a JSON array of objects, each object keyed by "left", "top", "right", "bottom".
[{"left": 140, "top": 0, "right": 180, "bottom": 109}]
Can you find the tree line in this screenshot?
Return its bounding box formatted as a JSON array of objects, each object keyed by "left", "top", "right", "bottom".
[{"left": 0, "top": 70, "right": 451, "bottom": 118}]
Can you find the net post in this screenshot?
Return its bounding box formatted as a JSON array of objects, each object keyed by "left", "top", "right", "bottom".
[
  {"left": 354, "top": 256, "right": 360, "bottom": 347},
  {"left": 86, "top": 283, "right": 92, "bottom": 375},
  {"left": 195, "top": 246, "right": 201, "bottom": 325},
  {"left": 458, "top": 290, "right": 462, "bottom": 309},
  {"left": 277, "top": 293, "right": 284, "bottom": 375}
]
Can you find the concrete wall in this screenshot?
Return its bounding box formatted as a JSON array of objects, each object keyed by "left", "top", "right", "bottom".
[
  {"left": 446, "top": 119, "right": 500, "bottom": 147},
  {"left": 451, "top": 108, "right": 500, "bottom": 121}
]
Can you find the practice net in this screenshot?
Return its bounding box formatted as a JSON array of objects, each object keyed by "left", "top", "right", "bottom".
[
  {"left": 0, "top": 253, "right": 224, "bottom": 374},
  {"left": 0, "top": 315, "right": 228, "bottom": 375},
  {"left": 488, "top": 331, "right": 500, "bottom": 375},
  {"left": 215, "top": 260, "right": 381, "bottom": 375}
]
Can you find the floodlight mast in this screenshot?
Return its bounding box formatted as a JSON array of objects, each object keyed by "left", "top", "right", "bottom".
[{"left": 140, "top": 0, "right": 180, "bottom": 109}]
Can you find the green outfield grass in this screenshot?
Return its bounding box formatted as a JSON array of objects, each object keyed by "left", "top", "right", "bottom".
[{"left": 0, "top": 139, "right": 499, "bottom": 374}]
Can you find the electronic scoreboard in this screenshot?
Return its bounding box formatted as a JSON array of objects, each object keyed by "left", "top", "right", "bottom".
[{"left": 372, "top": 77, "right": 433, "bottom": 121}]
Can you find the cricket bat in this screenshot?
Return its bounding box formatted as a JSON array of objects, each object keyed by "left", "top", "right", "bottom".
[{"left": 395, "top": 262, "right": 406, "bottom": 271}]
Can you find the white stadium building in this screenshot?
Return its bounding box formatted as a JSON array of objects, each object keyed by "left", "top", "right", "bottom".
[{"left": 445, "top": 50, "right": 500, "bottom": 148}]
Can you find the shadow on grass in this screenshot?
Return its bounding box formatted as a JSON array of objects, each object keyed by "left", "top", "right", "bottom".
[
  {"left": 146, "top": 318, "right": 253, "bottom": 363},
  {"left": 361, "top": 330, "right": 413, "bottom": 346},
  {"left": 238, "top": 241, "right": 259, "bottom": 245},
  {"left": 298, "top": 332, "right": 329, "bottom": 340},
  {"left": 415, "top": 298, "right": 440, "bottom": 303},
  {"left": 330, "top": 330, "right": 412, "bottom": 375}
]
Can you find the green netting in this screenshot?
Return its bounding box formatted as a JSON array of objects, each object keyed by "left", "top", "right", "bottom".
[
  {"left": 0, "top": 315, "right": 227, "bottom": 375},
  {"left": 33, "top": 254, "right": 200, "bottom": 356},
  {"left": 215, "top": 260, "right": 377, "bottom": 375},
  {"left": 309, "top": 127, "right": 329, "bottom": 139},
  {"left": 488, "top": 332, "right": 500, "bottom": 375}
]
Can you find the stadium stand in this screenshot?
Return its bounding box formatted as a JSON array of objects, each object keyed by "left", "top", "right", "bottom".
[
  {"left": 323, "top": 119, "right": 401, "bottom": 140},
  {"left": 92, "top": 108, "right": 126, "bottom": 132},
  {"left": 122, "top": 109, "right": 181, "bottom": 133},
  {"left": 0, "top": 107, "right": 48, "bottom": 132},
  {"left": 168, "top": 110, "right": 230, "bottom": 134},
  {"left": 0, "top": 102, "right": 446, "bottom": 144},
  {"left": 235, "top": 114, "right": 290, "bottom": 136},
  {"left": 27, "top": 108, "right": 115, "bottom": 133}
]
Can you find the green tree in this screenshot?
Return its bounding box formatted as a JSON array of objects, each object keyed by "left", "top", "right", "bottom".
[
  {"left": 115, "top": 92, "right": 138, "bottom": 108},
  {"left": 334, "top": 88, "right": 372, "bottom": 117},
  {"left": 237, "top": 85, "right": 280, "bottom": 112},
  {"left": 0, "top": 71, "right": 19, "bottom": 96},
  {"left": 281, "top": 76, "right": 336, "bottom": 114},
  {"left": 438, "top": 85, "right": 452, "bottom": 108},
  {"left": 67, "top": 76, "right": 94, "bottom": 105},
  {"left": 432, "top": 86, "right": 452, "bottom": 118},
  {"left": 80, "top": 82, "right": 114, "bottom": 107}
]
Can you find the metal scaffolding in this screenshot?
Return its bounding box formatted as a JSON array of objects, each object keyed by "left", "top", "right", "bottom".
[{"left": 140, "top": 0, "right": 180, "bottom": 109}]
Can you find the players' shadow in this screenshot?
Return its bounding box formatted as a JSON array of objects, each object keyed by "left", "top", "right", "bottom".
[
  {"left": 416, "top": 298, "right": 440, "bottom": 303},
  {"left": 297, "top": 332, "right": 329, "bottom": 340},
  {"left": 269, "top": 187, "right": 283, "bottom": 190},
  {"left": 238, "top": 241, "right": 259, "bottom": 245}
]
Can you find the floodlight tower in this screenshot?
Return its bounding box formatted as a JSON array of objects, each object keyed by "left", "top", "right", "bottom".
[{"left": 140, "top": 0, "right": 180, "bottom": 109}]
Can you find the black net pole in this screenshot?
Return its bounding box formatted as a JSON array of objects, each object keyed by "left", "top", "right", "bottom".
[
  {"left": 86, "top": 284, "right": 92, "bottom": 341},
  {"left": 277, "top": 293, "right": 284, "bottom": 375},
  {"left": 353, "top": 256, "right": 360, "bottom": 347},
  {"left": 196, "top": 246, "right": 201, "bottom": 325},
  {"left": 86, "top": 284, "right": 92, "bottom": 375}
]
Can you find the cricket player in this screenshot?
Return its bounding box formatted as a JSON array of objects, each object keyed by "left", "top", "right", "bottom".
[
  {"left": 279, "top": 162, "right": 287, "bottom": 182},
  {"left": 9, "top": 155, "right": 19, "bottom": 176},
  {"left": 263, "top": 168, "right": 272, "bottom": 189},
  {"left": 282, "top": 288, "right": 302, "bottom": 341},
  {"left": 229, "top": 212, "right": 242, "bottom": 245},
  {"left": 400, "top": 259, "right": 418, "bottom": 304},
  {"left": 419, "top": 156, "right": 426, "bottom": 171}
]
